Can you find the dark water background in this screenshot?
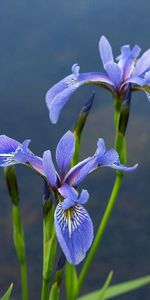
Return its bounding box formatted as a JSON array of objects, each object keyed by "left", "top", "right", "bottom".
[{"left": 0, "top": 0, "right": 150, "bottom": 299}]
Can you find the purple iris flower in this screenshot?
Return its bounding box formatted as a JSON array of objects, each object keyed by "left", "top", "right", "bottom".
[
  {"left": 42, "top": 131, "right": 137, "bottom": 264},
  {"left": 0, "top": 132, "right": 138, "bottom": 264},
  {"left": 46, "top": 35, "right": 150, "bottom": 123}
]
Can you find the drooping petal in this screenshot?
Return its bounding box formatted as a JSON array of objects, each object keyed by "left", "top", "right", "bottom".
[
  {"left": 96, "top": 139, "right": 138, "bottom": 172},
  {"left": 62, "top": 198, "right": 75, "bottom": 210},
  {"left": 56, "top": 131, "right": 75, "bottom": 177},
  {"left": 111, "top": 160, "right": 138, "bottom": 172},
  {"left": 0, "top": 135, "right": 20, "bottom": 166},
  {"left": 54, "top": 202, "right": 93, "bottom": 265},
  {"left": 46, "top": 67, "right": 113, "bottom": 124},
  {"left": 0, "top": 135, "right": 20, "bottom": 153},
  {"left": 0, "top": 136, "right": 44, "bottom": 175},
  {"left": 99, "top": 35, "right": 114, "bottom": 66},
  {"left": 104, "top": 62, "right": 122, "bottom": 89},
  {"left": 133, "top": 49, "right": 150, "bottom": 76},
  {"left": 43, "top": 150, "right": 58, "bottom": 187}
]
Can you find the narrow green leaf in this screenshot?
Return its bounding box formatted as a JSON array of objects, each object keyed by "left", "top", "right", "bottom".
[
  {"left": 77, "top": 274, "right": 150, "bottom": 300},
  {"left": 98, "top": 271, "right": 113, "bottom": 300},
  {"left": 0, "top": 283, "right": 13, "bottom": 300},
  {"left": 49, "top": 283, "right": 60, "bottom": 300},
  {"left": 65, "top": 263, "right": 78, "bottom": 300}
]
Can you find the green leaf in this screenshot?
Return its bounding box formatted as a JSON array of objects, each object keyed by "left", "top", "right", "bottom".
[
  {"left": 0, "top": 283, "right": 13, "bottom": 300},
  {"left": 65, "top": 263, "right": 78, "bottom": 300},
  {"left": 77, "top": 274, "right": 150, "bottom": 300},
  {"left": 98, "top": 271, "right": 113, "bottom": 300},
  {"left": 49, "top": 283, "right": 60, "bottom": 300}
]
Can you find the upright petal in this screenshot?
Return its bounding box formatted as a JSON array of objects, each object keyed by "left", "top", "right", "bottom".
[
  {"left": 43, "top": 150, "right": 58, "bottom": 187},
  {"left": 104, "top": 62, "right": 122, "bottom": 89},
  {"left": 46, "top": 68, "right": 113, "bottom": 124},
  {"left": 99, "top": 36, "right": 114, "bottom": 66},
  {"left": 133, "top": 49, "right": 150, "bottom": 76},
  {"left": 58, "top": 183, "right": 78, "bottom": 201},
  {"left": 54, "top": 202, "right": 93, "bottom": 265},
  {"left": 56, "top": 131, "right": 75, "bottom": 177}
]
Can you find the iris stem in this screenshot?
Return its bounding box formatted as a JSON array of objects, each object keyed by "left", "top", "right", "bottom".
[
  {"left": 75, "top": 94, "right": 129, "bottom": 298},
  {"left": 41, "top": 200, "right": 57, "bottom": 300},
  {"left": 4, "top": 167, "right": 28, "bottom": 300},
  {"left": 12, "top": 204, "right": 28, "bottom": 300},
  {"left": 75, "top": 172, "right": 123, "bottom": 297}
]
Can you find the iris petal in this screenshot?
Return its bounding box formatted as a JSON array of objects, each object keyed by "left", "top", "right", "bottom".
[
  {"left": 46, "top": 69, "right": 113, "bottom": 124},
  {"left": 99, "top": 35, "right": 114, "bottom": 66},
  {"left": 0, "top": 136, "right": 44, "bottom": 174},
  {"left": 43, "top": 150, "right": 58, "bottom": 187},
  {"left": 56, "top": 131, "right": 75, "bottom": 177},
  {"left": 133, "top": 49, "right": 150, "bottom": 76},
  {"left": 54, "top": 203, "right": 93, "bottom": 265}
]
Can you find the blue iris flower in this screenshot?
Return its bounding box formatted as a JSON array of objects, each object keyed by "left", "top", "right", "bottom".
[
  {"left": 0, "top": 132, "right": 138, "bottom": 264},
  {"left": 46, "top": 35, "right": 150, "bottom": 123}
]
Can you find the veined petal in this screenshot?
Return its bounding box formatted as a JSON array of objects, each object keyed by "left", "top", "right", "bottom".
[
  {"left": 0, "top": 135, "right": 20, "bottom": 154},
  {"left": 56, "top": 131, "right": 75, "bottom": 177},
  {"left": 59, "top": 184, "right": 89, "bottom": 208},
  {"left": 0, "top": 136, "right": 44, "bottom": 175},
  {"left": 99, "top": 35, "right": 114, "bottom": 66},
  {"left": 111, "top": 160, "right": 138, "bottom": 172},
  {"left": 77, "top": 189, "right": 89, "bottom": 205},
  {"left": 43, "top": 150, "right": 58, "bottom": 187},
  {"left": 65, "top": 156, "right": 97, "bottom": 187},
  {"left": 104, "top": 62, "right": 122, "bottom": 89},
  {"left": 97, "top": 149, "right": 119, "bottom": 166},
  {"left": 58, "top": 183, "right": 78, "bottom": 201},
  {"left": 54, "top": 203, "right": 93, "bottom": 265},
  {"left": 46, "top": 68, "right": 113, "bottom": 124},
  {"left": 133, "top": 49, "right": 150, "bottom": 76},
  {"left": 124, "top": 76, "right": 145, "bottom": 86}
]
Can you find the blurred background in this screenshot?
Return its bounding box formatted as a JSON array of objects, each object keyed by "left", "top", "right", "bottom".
[{"left": 0, "top": 0, "right": 150, "bottom": 299}]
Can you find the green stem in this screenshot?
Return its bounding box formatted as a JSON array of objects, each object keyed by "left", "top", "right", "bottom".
[
  {"left": 41, "top": 200, "right": 57, "bottom": 300},
  {"left": 12, "top": 204, "right": 28, "bottom": 300},
  {"left": 4, "top": 166, "right": 28, "bottom": 300},
  {"left": 75, "top": 172, "right": 123, "bottom": 297}
]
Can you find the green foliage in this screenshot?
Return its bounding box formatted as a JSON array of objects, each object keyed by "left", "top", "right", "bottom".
[
  {"left": 0, "top": 283, "right": 13, "bottom": 300},
  {"left": 77, "top": 275, "right": 150, "bottom": 300}
]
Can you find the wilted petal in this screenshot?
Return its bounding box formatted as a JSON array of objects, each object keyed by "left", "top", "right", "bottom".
[
  {"left": 43, "top": 150, "right": 58, "bottom": 187},
  {"left": 46, "top": 68, "right": 113, "bottom": 124},
  {"left": 99, "top": 35, "right": 114, "bottom": 66},
  {"left": 133, "top": 49, "right": 150, "bottom": 76},
  {"left": 56, "top": 131, "right": 75, "bottom": 177},
  {"left": 54, "top": 202, "right": 93, "bottom": 265},
  {"left": 104, "top": 62, "right": 122, "bottom": 89}
]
